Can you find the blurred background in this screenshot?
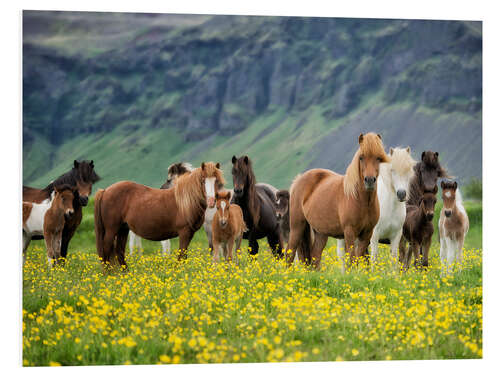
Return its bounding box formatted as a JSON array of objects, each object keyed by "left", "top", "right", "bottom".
[{"left": 23, "top": 11, "right": 482, "bottom": 196}]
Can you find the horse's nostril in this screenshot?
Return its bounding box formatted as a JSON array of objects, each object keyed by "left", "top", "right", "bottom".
[{"left": 397, "top": 190, "right": 406, "bottom": 201}]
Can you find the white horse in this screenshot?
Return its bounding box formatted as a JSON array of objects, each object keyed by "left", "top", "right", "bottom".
[
  {"left": 370, "top": 147, "right": 416, "bottom": 267},
  {"left": 336, "top": 147, "right": 415, "bottom": 272},
  {"left": 128, "top": 162, "right": 194, "bottom": 256},
  {"left": 439, "top": 180, "right": 469, "bottom": 275}
]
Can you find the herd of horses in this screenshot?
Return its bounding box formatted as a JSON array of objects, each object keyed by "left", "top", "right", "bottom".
[{"left": 22, "top": 132, "right": 469, "bottom": 275}]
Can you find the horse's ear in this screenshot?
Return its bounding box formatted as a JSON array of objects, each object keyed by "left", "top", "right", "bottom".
[
  {"left": 389, "top": 147, "right": 394, "bottom": 156},
  {"left": 90, "top": 160, "right": 94, "bottom": 168},
  {"left": 421, "top": 152, "right": 425, "bottom": 161},
  {"left": 243, "top": 156, "right": 249, "bottom": 165},
  {"left": 232, "top": 155, "right": 237, "bottom": 164},
  {"left": 453, "top": 181, "right": 458, "bottom": 190},
  {"left": 74, "top": 160, "right": 79, "bottom": 169},
  {"left": 435, "top": 152, "right": 439, "bottom": 158},
  {"left": 216, "top": 162, "right": 221, "bottom": 169},
  {"left": 432, "top": 185, "right": 438, "bottom": 195},
  {"left": 215, "top": 191, "right": 220, "bottom": 200},
  {"left": 441, "top": 180, "right": 446, "bottom": 189},
  {"left": 406, "top": 146, "right": 411, "bottom": 154},
  {"left": 377, "top": 133, "right": 382, "bottom": 140},
  {"left": 358, "top": 133, "right": 364, "bottom": 144},
  {"left": 201, "top": 162, "right": 205, "bottom": 171}
]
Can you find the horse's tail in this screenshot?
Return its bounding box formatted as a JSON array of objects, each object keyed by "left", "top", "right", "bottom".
[
  {"left": 297, "top": 221, "right": 313, "bottom": 264},
  {"left": 94, "top": 189, "right": 106, "bottom": 259}
]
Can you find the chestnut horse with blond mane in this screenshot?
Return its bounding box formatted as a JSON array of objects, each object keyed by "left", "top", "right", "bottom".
[
  {"left": 94, "top": 162, "right": 224, "bottom": 269},
  {"left": 288, "top": 133, "right": 390, "bottom": 270}
]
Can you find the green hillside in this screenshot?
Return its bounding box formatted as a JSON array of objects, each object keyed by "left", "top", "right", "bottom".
[{"left": 23, "top": 12, "right": 482, "bottom": 190}]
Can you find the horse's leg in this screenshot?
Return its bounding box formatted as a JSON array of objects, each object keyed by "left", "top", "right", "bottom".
[
  {"left": 178, "top": 228, "right": 194, "bottom": 261},
  {"left": 226, "top": 237, "right": 235, "bottom": 263},
  {"left": 234, "top": 236, "right": 242, "bottom": 265},
  {"left": 390, "top": 229, "right": 403, "bottom": 270},
  {"left": 60, "top": 208, "right": 82, "bottom": 260},
  {"left": 344, "top": 226, "right": 356, "bottom": 266},
  {"left": 337, "top": 239, "right": 346, "bottom": 274},
  {"left": 161, "top": 240, "right": 171, "bottom": 256},
  {"left": 204, "top": 220, "right": 214, "bottom": 254},
  {"left": 267, "top": 229, "right": 283, "bottom": 259},
  {"left": 115, "top": 226, "right": 129, "bottom": 270},
  {"left": 398, "top": 236, "right": 407, "bottom": 267},
  {"left": 310, "top": 232, "right": 328, "bottom": 271},
  {"left": 248, "top": 232, "right": 259, "bottom": 257},
  {"left": 129, "top": 232, "right": 135, "bottom": 255},
  {"left": 22, "top": 232, "right": 31, "bottom": 265},
  {"left": 421, "top": 234, "right": 432, "bottom": 269},
  {"left": 440, "top": 234, "right": 448, "bottom": 275},
  {"left": 357, "top": 229, "right": 373, "bottom": 269},
  {"left": 457, "top": 235, "right": 465, "bottom": 268},
  {"left": 369, "top": 232, "right": 379, "bottom": 269}
]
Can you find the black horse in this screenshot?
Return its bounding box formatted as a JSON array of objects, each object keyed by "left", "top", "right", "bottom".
[
  {"left": 23, "top": 160, "right": 100, "bottom": 258},
  {"left": 231, "top": 155, "right": 283, "bottom": 258}
]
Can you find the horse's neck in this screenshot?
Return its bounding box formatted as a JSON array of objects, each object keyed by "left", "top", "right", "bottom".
[{"left": 356, "top": 184, "right": 378, "bottom": 207}]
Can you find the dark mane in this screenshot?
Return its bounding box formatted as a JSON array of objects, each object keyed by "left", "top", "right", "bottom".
[
  {"left": 407, "top": 151, "right": 448, "bottom": 206},
  {"left": 42, "top": 160, "right": 100, "bottom": 194}
]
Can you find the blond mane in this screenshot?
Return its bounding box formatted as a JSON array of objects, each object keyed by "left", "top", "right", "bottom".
[
  {"left": 174, "top": 162, "right": 225, "bottom": 228},
  {"left": 391, "top": 147, "right": 416, "bottom": 176},
  {"left": 344, "top": 133, "right": 390, "bottom": 198}
]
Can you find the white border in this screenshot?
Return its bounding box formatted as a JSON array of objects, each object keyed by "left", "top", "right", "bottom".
[{"left": 2, "top": 1, "right": 498, "bottom": 374}]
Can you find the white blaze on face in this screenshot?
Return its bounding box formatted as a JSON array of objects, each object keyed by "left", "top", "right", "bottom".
[
  {"left": 221, "top": 200, "right": 226, "bottom": 216},
  {"left": 445, "top": 191, "right": 452, "bottom": 198},
  {"left": 205, "top": 177, "right": 216, "bottom": 208}
]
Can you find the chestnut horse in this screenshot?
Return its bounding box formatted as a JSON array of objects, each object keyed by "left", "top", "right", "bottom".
[
  {"left": 23, "top": 160, "right": 100, "bottom": 259},
  {"left": 212, "top": 190, "right": 247, "bottom": 263},
  {"left": 231, "top": 155, "right": 283, "bottom": 258},
  {"left": 128, "top": 162, "right": 194, "bottom": 255},
  {"left": 288, "top": 133, "right": 390, "bottom": 270},
  {"left": 94, "top": 162, "right": 224, "bottom": 269}
]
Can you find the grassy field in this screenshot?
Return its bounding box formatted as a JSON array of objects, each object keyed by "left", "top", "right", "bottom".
[{"left": 22, "top": 199, "right": 482, "bottom": 366}]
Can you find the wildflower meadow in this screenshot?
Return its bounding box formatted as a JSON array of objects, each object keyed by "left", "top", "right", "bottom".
[{"left": 22, "top": 200, "right": 482, "bottom": 366}]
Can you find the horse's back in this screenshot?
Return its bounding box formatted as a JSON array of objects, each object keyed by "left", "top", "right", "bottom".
[{"left": 291, "top": 169, "right": 342, "bottom": 207}]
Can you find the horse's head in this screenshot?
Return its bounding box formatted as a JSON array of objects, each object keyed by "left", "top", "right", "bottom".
[
  {"left": 231, "top": 155, "right": 255, "bottom": 198},
  {"left": 356, "top": 133, "right": 390, "bottom": 192},
  {"left": 419, "top": 151, "right": 447, "bottom": 192},
  {"left": 54, "top": 184, "right": 77, "bottom": 220},
  {"left": 275, "top": 190, "right": 290, "bottom": 221},
  {"left": 419, "top": 185, "right": 438, "bottom": 221},
  {"left": 215, "top": 190, "right": 232, "bottom": 228},
  {"left": 201, "top": 162, "right": 225, "bottom": 208},
  {"left": 165, "top": 162, "right": 193, "bottom": 189},
  {"left": 441, "top": 180, "right": 458, "bottom": 218},
  {"left": 389, "top": 147, "right": 416, "bottom": 202},
  {"left": 74, "top": 160, "right": 100, "bottom": 206}
]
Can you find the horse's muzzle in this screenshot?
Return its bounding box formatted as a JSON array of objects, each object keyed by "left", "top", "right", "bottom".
[
  {"left": 364, "top": 176, "right": 376, "bottom": 191},
  {"left": 79, "top": 196, "right": 89, "bottom": 206},
  {"left": 397, "top": 189, "right": 406, "bottom": 202},
  {"left": 65, "top": 210, "right": 74, "bottom": 220},
  {"left": 426, "top": 213, "right": 434, "bottom": 221},
  {"left": 220, "top": 220, "right": 227, "bottom": 228},
  {"left": 444, "top": 210, "right": 452, "bottom": 218},
  {"left": 233, "top": 188, "right": 243, "bottom": 197}
]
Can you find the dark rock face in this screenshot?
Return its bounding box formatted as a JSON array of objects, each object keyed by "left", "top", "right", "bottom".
[{"left": 23, "top": 12, "right": 482, "bottom": 183}]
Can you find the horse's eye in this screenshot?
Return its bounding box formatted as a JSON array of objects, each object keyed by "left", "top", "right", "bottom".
[
  {"left": 359, "top": 156, "right": 364, "bottom": 161},
  {"left": 377, "top": 157, "right": 382, "bottom": 162}
]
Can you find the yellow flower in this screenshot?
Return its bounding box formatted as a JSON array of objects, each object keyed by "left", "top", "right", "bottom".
[
  {"left": 352, "top": 349, "right": 359, "bottom": 356},
  {"left": 49, "top": 361, "right": 61, "bottom": 366}
]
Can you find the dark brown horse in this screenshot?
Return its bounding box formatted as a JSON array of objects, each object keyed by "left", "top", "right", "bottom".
[
  {"left": 94, "top": 162, "right": 224, "bottom": 269},
  {"left": 407, "top": 151, "right": 448, "bottom": 206},
  {"left": 23, "top": 160, "right": 100, "bottom": 258},
  {"left": 275, "top": 190, "right": 290, "bottom": 245},
  {"left": 399, "top": 186, "right": 438, "bottom": 270},
  {"left": 231, "top": 155, "right": 283, "bottom": 258},
  {"left": 288, "top": 133, "right": 390, "bottom": 270}
]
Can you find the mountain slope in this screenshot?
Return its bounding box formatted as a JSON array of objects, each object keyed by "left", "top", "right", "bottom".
[{"left": 23, "top": 11, "right": 482, "bottom": 190}]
